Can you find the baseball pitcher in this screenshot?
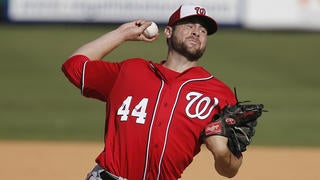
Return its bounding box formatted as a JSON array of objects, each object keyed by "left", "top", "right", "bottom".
[{"left": 62, "top": 3, "right": 265, "bottom": 180}]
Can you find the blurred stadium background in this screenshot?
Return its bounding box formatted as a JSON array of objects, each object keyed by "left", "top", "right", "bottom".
[{"left": 1, "top": 0, "right": 320, "bottom": 146}]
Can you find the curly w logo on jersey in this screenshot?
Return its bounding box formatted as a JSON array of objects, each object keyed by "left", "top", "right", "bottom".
[{"left": 185, "top": 91, "right": 219, "bottom": 120}]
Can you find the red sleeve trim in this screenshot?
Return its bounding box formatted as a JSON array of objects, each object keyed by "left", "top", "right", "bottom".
[{"left": 61, "top": 55, "right": 90, "bottom": 89}]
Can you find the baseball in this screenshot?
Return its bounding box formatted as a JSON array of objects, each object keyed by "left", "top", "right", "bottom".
[{"left": 143, "top": 22, "right": 158, "bottom": 38}]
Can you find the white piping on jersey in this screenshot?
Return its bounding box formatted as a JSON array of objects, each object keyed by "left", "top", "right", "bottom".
[
  {"left": 81, "top": 61, "right": 89, "bottom": 95},
  {"left": 143, "top": 75, "right": 214, "bottom": 180},
  {"left": 156, "top": 76, "right": 214, "bottom": 180},
  {"left": 142, "top": 79, "right": 165, "bottom": 180}
]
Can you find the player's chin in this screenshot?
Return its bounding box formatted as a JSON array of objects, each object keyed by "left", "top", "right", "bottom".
[
  {"left": 189, "top": 47, "right": 205, "bottom": 57},
  {"left": 185, "top": 51, "right": 204, "bottom": 61}
]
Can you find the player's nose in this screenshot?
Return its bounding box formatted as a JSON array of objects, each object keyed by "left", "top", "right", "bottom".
[{"left": 191, "top": 30, "right": 200, "bottom": 37}]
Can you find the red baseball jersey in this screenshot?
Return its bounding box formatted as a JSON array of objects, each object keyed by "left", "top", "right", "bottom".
[{"left": 62, "top": 55, "right": 237, "bottom": 180}]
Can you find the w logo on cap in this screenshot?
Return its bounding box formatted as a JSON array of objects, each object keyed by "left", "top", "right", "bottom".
[
  {"left": 168, "top": 4, "right": 218, "bottom": 35},
  {"left": 194, "top": 7, "right": 206, "bottom": 16}
]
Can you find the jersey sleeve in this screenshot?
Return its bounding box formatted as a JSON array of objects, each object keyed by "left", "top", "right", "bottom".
[
  {"left": 62, "top": 55, "right": 89, "bottom": 89},
  {"left": 224, "top": 87, "right": 237, "bottom": 106},
  {"left": 211, "top": 78, "right": 238, "bottom": 110},
  {"left": 61, "top": 55, "right": 121, "bottom": 101}
]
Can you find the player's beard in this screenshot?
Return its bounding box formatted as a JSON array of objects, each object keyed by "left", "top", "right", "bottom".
[{"left": 170, "top": 33, "right": 206, "bottom": 62}]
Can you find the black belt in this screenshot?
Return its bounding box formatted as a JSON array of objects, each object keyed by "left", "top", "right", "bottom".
[{"left": 99, "top": 170, "right": 117, "bottom": 180}]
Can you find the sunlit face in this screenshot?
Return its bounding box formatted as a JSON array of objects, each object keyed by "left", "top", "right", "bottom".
[{"left": 168, "top": 20, "right": 208, "bottom": 61}]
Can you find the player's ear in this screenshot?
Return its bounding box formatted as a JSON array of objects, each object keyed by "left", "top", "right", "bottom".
[{"left": 164, "top": 26, "right": 173, "bottom": 38}]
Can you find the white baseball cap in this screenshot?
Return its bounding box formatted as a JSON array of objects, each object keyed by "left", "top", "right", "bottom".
[{"left": 168, "top": 4, "right": 218, "bottom": 35}]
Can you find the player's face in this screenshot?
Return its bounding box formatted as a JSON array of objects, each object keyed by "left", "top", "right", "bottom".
[{"left": 169, "top": 21, "right": 208, "bottom": 61}]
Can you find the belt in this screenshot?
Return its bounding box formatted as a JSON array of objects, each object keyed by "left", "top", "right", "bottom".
[
  {"left": 99, "top": 170, "right": 117, "bottom": 180},
  {"left": 99, "top": 170, "right": 128, "bottom": 180}
]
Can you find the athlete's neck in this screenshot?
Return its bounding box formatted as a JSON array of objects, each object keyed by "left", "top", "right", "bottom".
[{"left": 164, "top": 52, "right": 198, "bottom": 73}]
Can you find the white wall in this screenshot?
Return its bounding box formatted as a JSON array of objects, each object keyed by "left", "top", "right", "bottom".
[
  {"left": 6, "top": 0, "right": 320, "bottom": 30},
  {"left": 7, "top": 0, "right": 241, "bottom": 25},
  {"left": 243, "top": 0, "right": 320, "bottom": 30}
]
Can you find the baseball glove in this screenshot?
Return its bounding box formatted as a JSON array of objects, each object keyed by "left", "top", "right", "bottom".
[{"left": 203, "top": 89, "right": 266, "bottom": 158}]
